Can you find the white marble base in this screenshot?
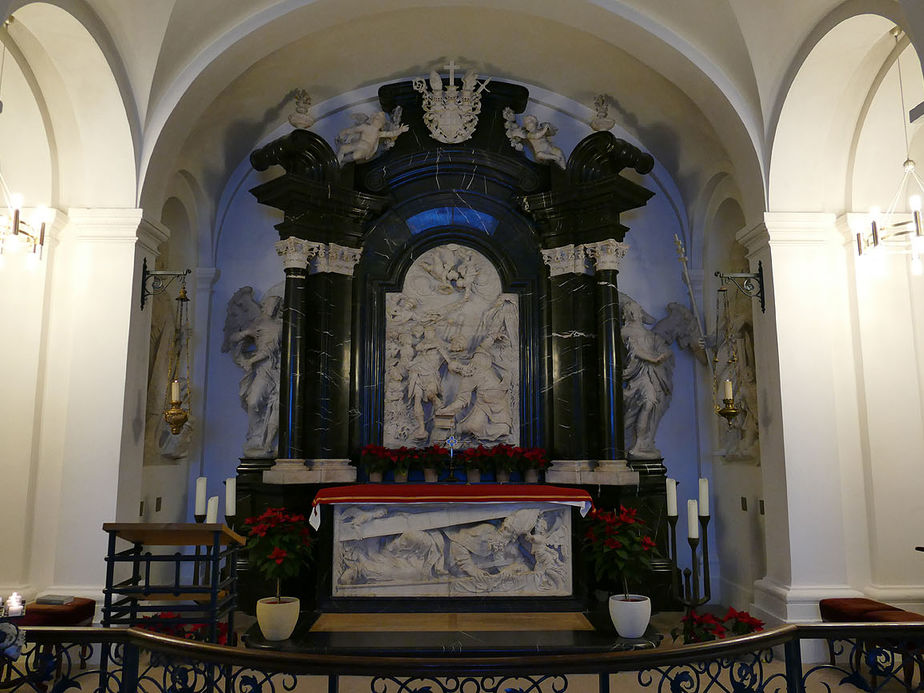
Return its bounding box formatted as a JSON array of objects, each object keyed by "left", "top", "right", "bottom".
[
  {"left": 263, "top": 458, "right": 356, "bottom": 484},
  {"left": 333, "top": 502, "right": 572, "bottom": 598},
  {"left": 545, "top": 459, "right": 639, "bottom": 486}
]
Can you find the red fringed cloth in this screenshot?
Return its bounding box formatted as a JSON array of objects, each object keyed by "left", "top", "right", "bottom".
[{"left": 310, "top": 483, "right": 594, "bottom": 529}]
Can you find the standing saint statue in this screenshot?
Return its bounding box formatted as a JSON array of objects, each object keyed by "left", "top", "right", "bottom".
[{"left": 222, "top": 287, "right": 283, "bottom": 457}]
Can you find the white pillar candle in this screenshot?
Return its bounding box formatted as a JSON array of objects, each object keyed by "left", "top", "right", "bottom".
[
  {"left": 225, "top": 477, "right": 236, "bottom": 518},
  {"left": 6, "top": 593, "right": 23, "bottom": 617},
  {"left": 665, "top": 478, "right": 678, "bottom": 516},
  {"left": 723, "top": 378, "right": 734, "bottom": 400},
  {"left": 171, "top": 379, "right": 180, "bottom": 402},
  {"left": 195, "top": 477, "right": 207, "bottom": 516},
  {"left": 699, "top": 477, "right": 709, "bottom": 516},
  {"left": 205, "top": 496, "right": 219, "bottom": 523},
  {"left": 687, "top": 499, "right": 699, "bottom": 539}
]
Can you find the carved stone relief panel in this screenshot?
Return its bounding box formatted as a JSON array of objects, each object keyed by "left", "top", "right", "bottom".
[
  {"left": 332, "top": 502, "right": 572, "bottom": 598},
  {"left": 383, "top": 243, "right": 520, "bottom": 448}
]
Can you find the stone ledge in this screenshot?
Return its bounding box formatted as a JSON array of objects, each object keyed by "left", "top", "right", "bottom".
[
  {"left": 545, "top": 459, "right": 639, "bottom": 486},
  {"left": 263, "top": 459, "right": 356, "bottom": 485}
]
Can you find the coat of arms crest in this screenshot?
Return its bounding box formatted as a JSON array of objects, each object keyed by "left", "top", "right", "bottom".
[{"left": 413, "top": 60, "right": 490, "bottom": 144}]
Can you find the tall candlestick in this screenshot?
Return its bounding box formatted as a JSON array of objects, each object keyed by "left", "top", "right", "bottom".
[
  {"left": 205, "top": 496, "right": 219, "bottom": 523},
  {"left": 225, "top": 477, "right": 236, "bottom": 518},
  {"left": 171, "top": 379, "right": 180, "bottom": 402},
  {"left": 723, "top": 379, "right": 733, "bottom": 400},
  {"left": 195, "top": 477, "right": 207, "bottom": 516},
  {"left": 665, "top": 478, "right": 678, "bottom": 516},
  {"left": 687, "top": 499, "right": 699, "bottom": 539},
  {"left": 699, "top": 478, "right": 709, "bottom": 516}
]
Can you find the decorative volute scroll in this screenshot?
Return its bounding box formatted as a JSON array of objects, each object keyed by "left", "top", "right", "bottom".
[
  {"left": 567, "top": 131, "right": 655, "bottom": 184},
  {"left": 250, "top": 129, "right": 340, "bottom": 182}
]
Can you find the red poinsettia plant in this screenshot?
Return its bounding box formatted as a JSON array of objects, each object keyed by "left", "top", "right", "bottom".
[
  {"left": 139, "top": 612, "right": 230, "bottom": 645},
  {"left": 243, "top": 507, "right": 313, "bottom": 602},
  {"left": 671, "top": 607, "right": 764, "bottom": 644},
  {"left": 583, "top": 505, "right": 659, "bottom": 597}
]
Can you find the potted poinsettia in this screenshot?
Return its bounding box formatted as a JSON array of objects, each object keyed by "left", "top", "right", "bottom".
[
  {"left": 671, "top": 607, "right": 764, "bottom": 644},
  {"left": 359, "top": 445, "right": 391, "bottom": 482},
  {"left": 583, "top": 505, "right": 659, "bottom": 638},
  {"left": 244, "top": 507, "right": 313, "bottom": 640},
  {"left": 519, "top": 447, "right": 549, "bottom": 482}
]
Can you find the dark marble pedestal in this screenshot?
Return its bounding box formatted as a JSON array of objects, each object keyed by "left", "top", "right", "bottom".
[{"left": 243, "top": 611, "right": 662, "bottom": 656}]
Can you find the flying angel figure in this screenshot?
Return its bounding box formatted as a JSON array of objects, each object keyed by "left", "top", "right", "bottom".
[
  {"left": 336, "top": 106, "right": 408, "bottom": 165},
  {"left": 502, "top": 107, "right": 566, "bottom": 169}
]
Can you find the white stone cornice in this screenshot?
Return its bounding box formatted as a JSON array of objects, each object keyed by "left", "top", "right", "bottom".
[
  {"left": 762, "top": 212, "right": 840, "bottom": 245},
  {"left": 65, "top": 208, "right": 144, "bottom": 243},
  {"left": 541, "top": 244, "right": 592, "bottom": 276},
  {"left": 137, "top": 218, "right": 171, "bottom": 256},
  {"left": 275, "top": 236, "right": 312, "bottom": 271},
  {"left": 735, "top": 222, "right": 769, "bottom": 255},
  {"left": 583, "top": 239, "right": 629, "bottom": 272}
]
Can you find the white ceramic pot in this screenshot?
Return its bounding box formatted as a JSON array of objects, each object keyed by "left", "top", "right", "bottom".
[
  {"left": 495, "top": 469, "right": 510, "bottom": 483},
  {"left": 524, "top": 469, "right": 540, "bottom": 483},
  {"left": 466, "top": 468, "right": 481, "bottom": 483},
  {"left": 423, "top": 467, "right": 439, "bottom": 483},
  {"left": 368, "top": 471, "right": 383, "bottom": 483},
  {"left": 608, "top": 594, "right": 651, "bottom": 639},
  {"left": 256, "top": 596, "right": 300, "bottom": 641},
  {"left": 393, "top": 470, "right": 408, "bottom": 483}
]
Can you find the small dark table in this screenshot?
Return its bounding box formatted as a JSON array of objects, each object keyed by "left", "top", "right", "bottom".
[{"left": 244, "top": 610, "right": 662, "bottom": 656}]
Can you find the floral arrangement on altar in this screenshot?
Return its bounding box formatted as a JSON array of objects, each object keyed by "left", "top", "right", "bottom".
[
  {"left": 671, "top": 607, "right": 765, "bottom": 644},
  {"left": 583, "top": 505, "right": 658, "bottom": 596},
  {"left": 358, "top": 443, "right": 548, "bottom": 480},
  {"left": 138, "top": 612, "right": 230, "bottom": 645},
  {"left": 243, "top": 507, "right": 313, "bottom": 602}
]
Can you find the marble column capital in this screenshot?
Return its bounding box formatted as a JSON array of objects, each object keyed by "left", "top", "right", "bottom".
[
  {"left": 275, "top": 236, "right": 312, "bottom": 271},
  {"left": 294, "top": 240, "right": 363, "bottom": 276},
  {"left": 541, "top": 244, "right": 592, "bottom": 277},
  {"left": 584, "top": 238, "right": 629, "bottom": 272}
]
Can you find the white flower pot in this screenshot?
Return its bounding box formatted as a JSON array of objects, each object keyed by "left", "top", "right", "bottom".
[
  {"left": 466, "top": 468, "right": 481, "bottom": 483},
  {"left": 524, "top": 469, "right": 540, "bottom": 483},
  {"left": 423, "top": 467, "right": 439, "bottom": 483},
  {"left": 368, "top": 471, "right": 383, "bottom": 483},
  {"left": 393, "top": 470, "right": 408, "bottom": 483},
  {"left": 256, "top": 596, "right": 300, "bottom": 641},
  {"left": 495, "top": 469, "right": 510, "bottom": 483},
  {"left": 608, "top": 594, "right": 651, "bottom": 639}
]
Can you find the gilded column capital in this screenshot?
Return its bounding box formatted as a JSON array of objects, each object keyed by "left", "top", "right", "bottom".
[{"left": 275, "top": 236, "right": 312, "bottom": 271}]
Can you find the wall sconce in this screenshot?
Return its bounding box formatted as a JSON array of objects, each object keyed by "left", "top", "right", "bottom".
[{"left": 0, "top": 187, "right": 50, "bottom": 262}]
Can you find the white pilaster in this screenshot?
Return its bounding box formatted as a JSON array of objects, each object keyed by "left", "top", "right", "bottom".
[
  {"left": 28, "top": 208, "right": 154, "bottom": 600},
  {"left": 740, "top": 212, "right": 865, "bottom": 623}
]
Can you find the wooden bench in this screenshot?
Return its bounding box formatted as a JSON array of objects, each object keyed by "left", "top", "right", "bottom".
[{"left": 820, "top": 597, "right": 924, "bottom": 691}]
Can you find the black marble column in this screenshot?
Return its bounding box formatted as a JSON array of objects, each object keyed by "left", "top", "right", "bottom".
[
  {"left": 548, "top": 269, "right": 599, "bottom": 459},
  {"left": 275, "top": 238, "right": 309, "bottom": 460},
  {"left": 595, "top": 267, "right": 624, "bottom": 459},
  {"left": 303, "top": 250, "right": 358, "bottom": 461}
]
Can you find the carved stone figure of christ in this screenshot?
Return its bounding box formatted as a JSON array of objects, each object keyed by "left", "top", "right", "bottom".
[{"left": 406, "top": 327, "right": 451, "bottom": 440}]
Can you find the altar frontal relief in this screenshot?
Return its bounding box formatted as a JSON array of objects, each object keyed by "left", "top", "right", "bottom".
[
  {"left": 333, "top": 503, "right": 571, "bottom": 597},
  {"left": 384, "top": 243, "right": 520, "bottom": 448}
]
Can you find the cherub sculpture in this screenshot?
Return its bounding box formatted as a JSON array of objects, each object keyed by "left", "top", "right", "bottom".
[
  {"left": 590, "top": 94, "right": 615, "bottom": 131},
  {"left": 502, "top": 107, "right": 567, "bottom": 169},
  {"left": 336, "top": 107, "right": 408, "bottom": 165}
]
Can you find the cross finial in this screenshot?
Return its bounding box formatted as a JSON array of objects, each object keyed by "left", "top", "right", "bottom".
[{"left": 444, "top": 59, "right": 458, "bottom": 85}]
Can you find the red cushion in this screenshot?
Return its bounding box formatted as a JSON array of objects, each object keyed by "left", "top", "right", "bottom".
[
  {"left": 18, "top": 598, "right": 96, "bottom": 627},
  {"left": 865, "top": 610, "right": 924, "bottom": 622},
  {"left": 820, "top": 598, "right": 899, "bottom": 621}
]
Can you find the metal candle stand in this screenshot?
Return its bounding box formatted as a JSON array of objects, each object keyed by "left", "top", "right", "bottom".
[{"left": 666, "top": 513, "right": 711, "bottom": 615}]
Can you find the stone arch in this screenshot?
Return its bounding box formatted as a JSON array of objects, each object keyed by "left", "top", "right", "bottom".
[{"left": 5, "top": 1, "right": 136, "bottom": 208}]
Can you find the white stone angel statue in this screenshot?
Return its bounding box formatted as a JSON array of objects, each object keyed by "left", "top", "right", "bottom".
[
  {"left": 336, "top": 106, "right": 408, "bottom": 165},
  {"left": 502, "top": 107, "right": 567, "bottom": 169}
]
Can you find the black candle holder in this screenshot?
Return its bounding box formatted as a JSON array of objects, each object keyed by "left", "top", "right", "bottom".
[
  {"left": 193, "top": 513, "right": 206, "bottom": 585},
  {"left": 667, "top": 513, "right": 712, "bottom": 616}
]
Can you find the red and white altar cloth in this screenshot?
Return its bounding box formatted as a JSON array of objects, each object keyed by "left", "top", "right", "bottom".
[{"left": 309, "top": 483, "right": 594, "bottom": 529}]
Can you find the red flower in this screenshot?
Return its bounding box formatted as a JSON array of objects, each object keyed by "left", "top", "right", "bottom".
[
  {"left": 641, "top": 536, "right": 656, "bottom": 551},
  {"left": 604, "top": 537, "right": 623, "bottom": 549},
  {"left": 269, "top": 547, "right": 288, "bottom": 564}
]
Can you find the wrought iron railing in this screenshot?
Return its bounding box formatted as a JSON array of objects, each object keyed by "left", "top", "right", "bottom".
[{"left": 1, "top": 622, "right": 923, "bottom": 692}]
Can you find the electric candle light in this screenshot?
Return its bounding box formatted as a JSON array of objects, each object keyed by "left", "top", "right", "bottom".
[
  {"left": 171, "top": 379, "right": 180, "bottom": 402},
  {"left": 723, "top": 379, "right": 733, "bottom": 401},
  {"left": 698, "top": 477, "right": 709, "bottom": 516},
  {"left": 6, "top": 593, "right": 23, "bottom": 617},
  {"left": 205, "top": 496, "right": 219, "bottom": 523},
  {"left": 225, "top": 477, "right": 236, "bottom": 518},
  {"left": 687, "top": 499, "right": 699, "bottom": 539},
  {"left": 665, "top": 478, "right": 678, "bottom": 516},
  {"left": 195, "top": 477, "right": 207, "bottom": 517}
]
